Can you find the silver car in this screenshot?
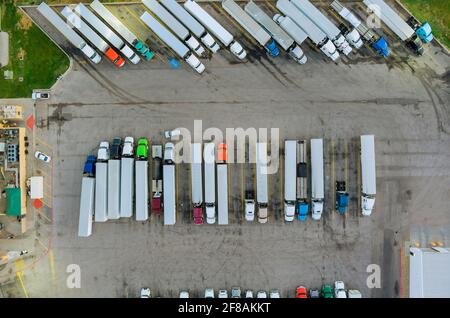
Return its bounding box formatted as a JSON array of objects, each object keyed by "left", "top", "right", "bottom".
[{"left": 231, "top": 287, "right": 241, "bottom": 298}]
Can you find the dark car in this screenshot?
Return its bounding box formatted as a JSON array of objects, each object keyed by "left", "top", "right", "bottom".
[{"left": 110, "top": 137, "right": 122, "bottom": 159}]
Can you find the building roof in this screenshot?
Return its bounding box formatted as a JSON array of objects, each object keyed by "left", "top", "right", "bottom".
[
  {"left": 410, "top": 247, "right": 450, "bottom": 298},
  {"left": 5, "top": 188, "right": 22, "bottom": 216}
]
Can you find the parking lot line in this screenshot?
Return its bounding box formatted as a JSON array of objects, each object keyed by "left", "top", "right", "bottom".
[
  {"left": 16, "top": 272, "right": 29, "bottom": 298},
  {"left": 35, "top": 136, "right": 53, "bottom": 152},
  {"left": 35, "top": 236, "right": 49, "bottom": 252},
  {"left": 49, "top": 250, "right": 56, "bottom": 284},
  {"left": 264, "top": 0, "right": 279, "bottom": 14}
]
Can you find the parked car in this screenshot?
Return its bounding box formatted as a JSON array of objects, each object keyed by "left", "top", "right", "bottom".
[
  {"left": 122, "top": 136, "right": 134, "bottom": 157},
  {"left": 295, "top": 286, "right": 308, "bottom": 298},
  {"left": 245, "top": 290, "right": 254, "bottom": 298},
  {"left": 140, "top": 287, "right": 151, "bottom": 298},
  {"left": 334, "top": 281, "right": 347, "bottom": 298},
  {"left": 179, "top": 291, "right": 190, "bottom": 298},
  {"left": 34, "top": 151, "right": 51, "bottom": 163},
  {"left": 32, "top": 92, "right": 50, "bottom": 100},
  {"left": 110, "top": 137, "right": 122, "bottom": 159},
  {"left": 347, "top": 289, "right": 362, "bottom": 298},
  {"left": 231, "top": 287, "right": 241, "bottom": 298},
  {"left": 97, "top": 141, "right": 110, "bottom": 161},
  {"left": 204, "top": 288, "right": 214, "bottom": 298},
  {"left": 136, "top": 138, "right": 149, "bottom": 160},
  {"left": 256, "top": 290, "right": 267, "bottom": 298},
  {"left": 164, "top": 129, "right": 181, "bottom": 139},
  {"left": 218, "top": 289, "right": 228, "bottom": 298},
  {"left": 321, "top": 285, "right": 333, "bottom": 298},
  {"left": 309, "top": 289, "right": 320, "bottom": 298},
  {"left": 269, "top": 289, "right": 280, "bottom": 298}
]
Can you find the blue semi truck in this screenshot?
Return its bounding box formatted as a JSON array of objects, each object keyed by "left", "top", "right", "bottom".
[
  {"left": 335, "top": 181, "right": 349, "bottom": 214},
  {"left": 296, "top": 140, "right": 308, "bottom": 221}
]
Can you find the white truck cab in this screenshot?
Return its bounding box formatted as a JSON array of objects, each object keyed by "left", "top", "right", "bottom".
[{"left": 245, "top": 199, "right": 255, "bottom": 221}]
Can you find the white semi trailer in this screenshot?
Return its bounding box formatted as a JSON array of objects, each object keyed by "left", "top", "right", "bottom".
[
  {"left": 191, "top": 143, "right": 203, "bottom": 224},
  {"left": 120, "top": 157, "right": 134, "bottom": 218},
  {"left": 160, "top": 0, "right": 220, "bottom": 53},
  {"left": 284, "top": 140, "right": 297, "bottom": 222},
  {"left": 108, "top": 159, "right": 121, "bottom": 219},
  {"left": 184, "top": 0, "right": 247, "bottom": 60},
  {"left": 360, "top": 135, "right": 376, "bottom": 216},
  {"left": 94, "top": 161, "right": 108, "bottom": 222},
  {"left": 275, "top": 0, "right": 339, "bottom": 61},
  {"left": 290, "top": 0, "right": 353, "bottom": 54},
  {"left": 310, "top": 138, "right": 324, "bottom": 220},
  {"left": 37, "top": 3, "right": 101, "bottom": 64},
  {"left": 78, "top": 177, "right": 95, "bottom": 237},
  {"left": 140, "top": 12, "right": 205, "bottom": 74},
  {"left": 256, "top": 142, "right": 268, "bottom": 224},
  {"left": 244, "top": 1, "right": 307, "bottom": 64},
  {"left": 163, "top": 143, "right": 176, "bottom": 225},
  {"left": 204, "top": 142, "right": 216, "bottom": 224},
  {"left": 135, "top": 160, "right": 149, "bottom": 221},
  {"left": 217, "top": 163, "right": 228, "bottom": 225},
  {"left": 143, "top": 0, "right": 205, "bottom": 56},
  {"left": 75, "top": 3, "right": 140, "bottom": 64}
]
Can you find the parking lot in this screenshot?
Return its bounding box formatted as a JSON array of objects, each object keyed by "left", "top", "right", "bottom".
[{"left": 3, "top": 0, "right": 449, "bottom": 298}]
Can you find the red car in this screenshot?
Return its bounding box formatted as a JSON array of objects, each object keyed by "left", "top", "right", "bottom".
[
  {"left": 296, "top": 286, "right": 308, "bottom": 298},
  {"left": 193, "top": 206, "right": 203, "bottom": 224}
]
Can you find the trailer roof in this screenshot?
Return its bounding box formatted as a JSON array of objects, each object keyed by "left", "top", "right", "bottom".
[
  {"left": 284, "top": 140, "right": 297, "bottom": 200},
  {"left": 135, "top": 160, "right": 149, "bottom": 221},
  {"left": 291, "top": 0, "right": 340, "bottom": 38},
  {"left": 361, "top": 135, "right": 376, "bottom": 194},
  {"left": 256, "top": 142, "right": 268, "bottom": 203},
  {"left": 163, "top": 164, "right": 176, "bottom": 225},
  {"left": 310, "top": 139, "right": 324, "bottom": 198},
  {"left": 217, "top": 164, "right": 228, "bottom": 225},
  {"left": 160, "top": 0, "right": 205, "bottom": 37},
  {"left": 191, "top": 143, "right": 203, "bottom": 204}
]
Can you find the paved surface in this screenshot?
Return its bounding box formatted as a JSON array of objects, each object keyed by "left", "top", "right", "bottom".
[
  {"left": 2, "top": 1, "right": 449, "bottom": 298},
  {"left": 0, "top": 32, "right": 9, "bottom": 68}
]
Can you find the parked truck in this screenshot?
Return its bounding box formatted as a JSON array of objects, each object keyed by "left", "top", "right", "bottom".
[
  {"left": 335, "top": 181, "right": 349, "bottom": 214},
  {"left": 289, "top": 0, "right": 353, "bottom": 54},
  {"left": 310, "top": 138, "right": 324, "bottom": 220},
  {"left": 90, "top": 0, "right": 154, "bottom": 61},
  {"left": 135, "top": 160, "right": 149, "bottom": 221},
  {"left": 360, "top": 135, "right": 376, "bottom": 216},
  {"left": 151, "top": 145, "right": 163, "bottom": 215},
  {"left": 61, "top": 6, "right": 125, "bottom": 68},
  {"left": 222, "top": 0, "right": 279, "bottom": 57},
  {"left": 120, "top": 157, "right": 134, "bottom": 218},
  {"left": 140, "top": 12, "right": 205, "bottom": 74},
  {"left": 203, "top": 143, "right": 216, "bottom": 224},
  {"left": 143, "top": 0, "right": 205, "bottom": 56},
  {"left": 78, "top": 176, "right": 95, "bottom": 237},
  {"left": 163, "top": 143, "right": 176, "bottom": 225},
  {"left": 95, "top": 158, "right": 108, "bottom": 222},
  {"left": 37, "top": 3, "right": 101, "bottom": 64},
  {"left": 217, "top": 164, "right": 228, "bottom": 225},
  {"left": 161, "top": 0, "right": 220, "bottom": 53},
  {"left": 330, "top": 0, "right": 389, "bottom": 57},
  {"left": 75, "top": 3, "right": 140, "bottom": 64},
  {"left": 184, "top": 0, "right": 247, "bottom": 60},
  {"left": 108, "top": 157, "right": 121, "bottom": 219},
  {"left": 256, "top": 142, "right": 268, "bottom": 224},
  {"left": 363, "top": 0, "right": 430, "bottom": 55},
  {"left": 296, "top": 140, "right": 308, "bottom": 221},
  {"left": 275, "top": 0, "right": 339, "bottom": 61},
  {"left": 284, "top": 140, "right": 297, "bottom": 222},
  {"left": 191, "top": 143, "right": 203, "bottom": 224},
  {"left": 244, "top": 1, "right": 306, "bottom": 64}
]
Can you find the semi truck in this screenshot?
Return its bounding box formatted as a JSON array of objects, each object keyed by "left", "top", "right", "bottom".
[
  {"left": 95, "top": 161, "right": 108, "bottom": 222},
  {"left": 204, "top": 143, "right": 216, "bottom": 224},
  {"left": 284, "top": 140, "right": 297, "bottom": 222},
  {"left": 289, "top": 0, "right": 352, "bottom": 54},
  {"left": 160, "top": 0, "right": 220, "bottom": 53},
  {"left": 78, "top": 176, "right": 95, "bottom": 237},
  {"left": 191, "top": 143, "right": 203, "bottom": 224},
  {"left": 360, "top": 135, "right": 376, "bottom": 216},
  {"left": 61, "top": 6, "right": 125, "bottom": 68},
  {"left": 108, "top": 158, "right": 121, "bottom": 219},
  {"left": 74, "top": 3, "right": 140, "bottom": 64},
  {"left": 244, "top": 1, "right": 306, "bottom": 64},
  {"left": 335, "top": 181, "right": 349, "bottom": 214},
  {"left": 275, "top": 0, "right": 339, "bottom": 61},
  {"left": 135, "top": 160, "right": 149, "bottom": 221},
  {"left": 330, "top": 0, "right": 389, "bottom": 57},
  {"left": 221, "top": 0, "right": 279, "bottom": 57},
  {"left": 140, "top": 12, "right": 205, "bottom": 74},
  {"left": 143, "top": 0, "right": 205, "bottom": 56},
  {"left": 363, "top": 0, "right": 431, "bottom": 55},
  {"left": 151, "top": 145, "right": 163, "bottom": 215},
  {"left": 310, "top": 138, "right": 324, "bottom": 220},
  {"left": 296, "top": 140, "right": 308, "bottom": 221},
  {"left": 90, "top": 0, "right": 154, "bottom": 61},
  {"left": 256, "top": 142, "right": 268, "bottom": 224},
  {"left": 37, "top": 3, "right": 101, "bottom": 64},
  {"left": 120, "top": 157, "right": 134, "bottom": 218},
  {"left": 184, "top": 0, "right": 247, "bottom": 60},
  {"left": 163, "top": 143, "right": 176, "bottom": 225}
]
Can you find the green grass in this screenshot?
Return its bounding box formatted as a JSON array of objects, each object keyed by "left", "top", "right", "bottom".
[
  {"left": 0, "top": 1, "right": 69, "bottom": 98},
  {"left": 401, "top": 0, "right": 450, "bottom": 49}
]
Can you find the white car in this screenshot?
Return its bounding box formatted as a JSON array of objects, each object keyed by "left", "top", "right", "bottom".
[
  {"left": 179, "top": 291, "right": 189, "bottom": 298},
  {"left": 122, "top": 136, "right": 134, "bottom": 157},
  {"left": 347, "top": 289, "right": 362, "bottom": 298},
  {"left": 140, "top": 287, "right": 151, "bottom": 298},
  {"left": 32, "top": 92, "right": 50, "bottom": 100},
  {"left": 164, "top": 129, "right": 181, "bottom": 139},
  {"left": 245, "top": 199, "right": 255, "bottom": 221},
  {"left": 218, "top": 289, "right": 228, "bottom": 298},
  {"left": 257, "top": 291, "right": 267, "bottom": 298},
  {"left": 245, "top": 290, "right": 253, "bottom": 298},
  {"left": 334, "top": 281, "right": 347, "bottom": 298},
  {"left": 97, "top": 141, "right": 110, "bottom": 161},
  {"left": 269, "top": 289, "right": 280, "bottom": 298},
  {"left": 34, "top": 151, "right": 51, "bottom": 163},
  {"left": 204, "top": 288, "right": 214, "bottom": 298}
]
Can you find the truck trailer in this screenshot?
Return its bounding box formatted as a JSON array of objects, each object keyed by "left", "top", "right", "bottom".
[
  {"left": 184, "top": 0, "right": 247, "bottom": 60},
  {"left": 37, "top": 3, "right": 101, "bottom": 64},
  {"left": 204, "top": 142, "right": 216, "bottom": 224},
  {"left": 275, "top": 0, "right": 339, "bottom": 61},
  {"left": 296, "top": 140, "right": 308, "bottom": 221},
  {"left": 191, "top": 143, "right": 203, "bottom": 224},
  {"left": 90, "top": 0, "right": 154, "bottom": 61},
  {"left": 256, "top": 142, "right": 268, "bottom": 224},
  {"left": 222, "top": 0, "right": 279, "bottom": 57},
  {"left": 135, "top": 160, "right": 149, "bottom": 221},
  {"left": 330, "top": 0, "right": 389, "bottom": 57},
  {"left": 107, "top": 159, "right": 121, "bottom": 219},
  {"left": 217, "top": 164, "right": 228, "bottom": 225},
  {"left": 74, "top": 3, "right": 141, "bottom": 64},
  {"left": 143, "top": 0, "right": 205, "bottom": 56},
  {"left": 310, "top": 138, "right": 324, "bottom": 220},
  {"left": 360, "top": 135, "right": 376, "bottom": 216},
  {"left": 160, "top": 0, "right": 220, "bottom": 53},
  {"left": 289, "top": 0, "right": 353, "bottom": 54},
  {"left": 78, "top": 176, "right": 95, "bottom": 237},
  {"left": 120, "top": 157, "right": 134, "bottom": 218},
  {"left": 151, "top": 145, "right": 163, "bottom": 215},
  {"left": 94, "top": 161, "right": 108, "bottom": 222},
  {"left": 284, "top": 140, "right": 297, "bottom": 222},
  {"left": 163, "top": 143, "right": 176, "bottom": 225},
  {"left": 61, "top": 6, "right": 125, "bottom": 67},
  {"left": 244, "top": 1, "right": 306, "bottom": 64},
  {"left": 140, "top": 12, "right": 205, "bottom": 74}
]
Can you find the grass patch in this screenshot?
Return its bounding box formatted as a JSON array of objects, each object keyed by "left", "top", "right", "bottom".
[
  {"left": 401, "top": 0, "right": 450, "bottom": 49},
  {"left": 0, "top": 1, "right": 69, "bottom": 98}
]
